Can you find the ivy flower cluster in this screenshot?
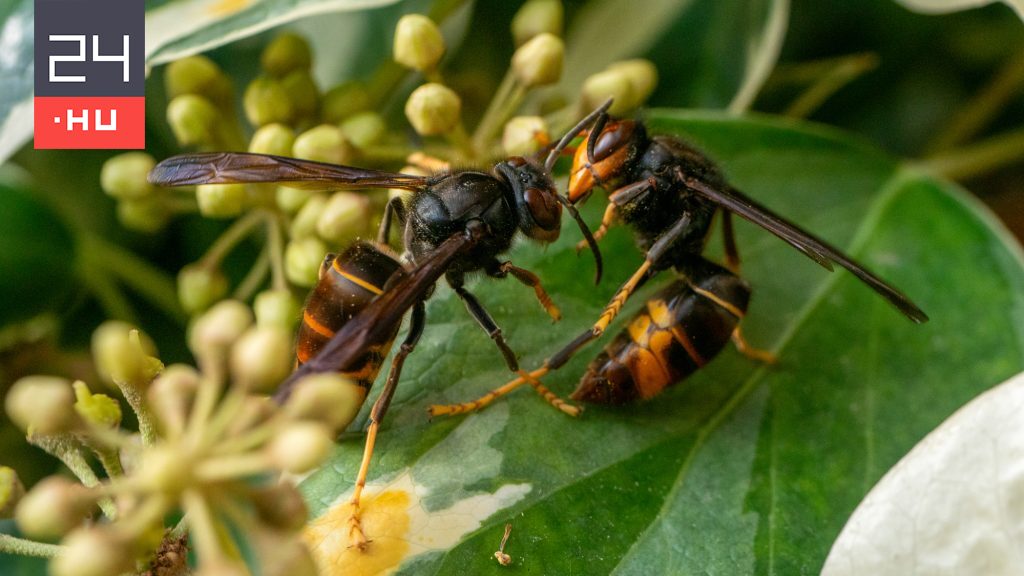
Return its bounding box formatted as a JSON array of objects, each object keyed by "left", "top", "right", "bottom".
[{"left": 1, "top": 306, "right": 365, "bottom": 576}]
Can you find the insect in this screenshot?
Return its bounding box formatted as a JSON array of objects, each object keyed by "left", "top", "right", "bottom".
[
  {"left": 431, "top": 114, "right": 928, "bottom": 414},
  {"left": 147, "top": 101, "right": 611, "bottom": 548},
  {"left": 294, "top": 240, "right": 407, "bottom": 389},
  {"left": 572, "top": 257, "right": 759, "bottom": 403}
]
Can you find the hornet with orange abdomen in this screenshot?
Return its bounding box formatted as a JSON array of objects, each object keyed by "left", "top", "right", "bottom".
[{"left": 431, "top": 113, "right": 927, "bottom": 415}]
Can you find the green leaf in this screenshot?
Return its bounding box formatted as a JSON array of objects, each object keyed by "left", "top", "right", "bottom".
[
  {"left": 0, "top": 0, "right": 33, "bottom": 165},
  {"left": 298, "top": 111, "right": 1024, "bottom": 574},
  {"left": 145, "top": 0, "right": 405, "bottom": 66}
]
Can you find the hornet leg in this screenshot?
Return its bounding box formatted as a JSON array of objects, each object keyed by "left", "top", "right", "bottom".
[
  {"left": 427, "top": 366, "right": 580, "bottom": 417},
  {"left": 452, "top": 281, "right": 520, "bottom": 372},
  {"left": 377, "top": 196, "right": 407, "bottom": 245},
  {"left": 347, "top": 300, "right": 425, "bottom": 551},
  {"left": 488, "top": 260, "right": 562, "bottom": 322}
]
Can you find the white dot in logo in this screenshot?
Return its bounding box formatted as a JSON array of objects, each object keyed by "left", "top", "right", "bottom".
[{"left": 54, "top": 116, "right": 61, "bottom": 123}]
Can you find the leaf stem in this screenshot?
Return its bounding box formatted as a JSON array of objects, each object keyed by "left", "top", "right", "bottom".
[
  {"left": 117, "top": 380, "right": 159, "bottom": 446},
  {"left": 30, "top": 434, "right": 118, "bottom": 519},
  {"left": 264, "top": 212, "right": 288, "bottom": 292},
  {"left": 199, "top": 210, "right": 265, "bottom": 269},
  {"left": 472, "top": 69, "right": 519, "bottom": 151},
  {"left": 919, "top": 126, "right": 1024, "bottom": 181},
  {"left": 233, "top": 246, "right": 270, "bottom": 302},
  {"left": 0, "top": 534, "right": 62, "bottom": 558},
  {"left": 781, "top": 53, "right": 878, "bottom": 119},
  {"left": 926, "top": 48, "right": 1024, "bottom": 154},
  {"left": 81, "top": 234, "right": 186, "bottom": 324},
  {"left": 77, "top": 262, "right": 137, "bottom": 323},
  {"left": 182, "top": 490, "right": 226, "bottom": 563},
  {"left": 728, "top": 0, "right": 790, "bottom": 114}
]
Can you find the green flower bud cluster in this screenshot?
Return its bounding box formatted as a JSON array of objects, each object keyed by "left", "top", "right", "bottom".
[
  {"left": 388, "top": 6, "right": 569, "bottom": 159},
  {"left": 245, "top": 33, "right": 320, "bottom": 128},
  {"left": 3, "top": 314, "right": 360, "bottom": 575},
  {"left": 165, "top": 55, "right": 241, "bottom": 150}
]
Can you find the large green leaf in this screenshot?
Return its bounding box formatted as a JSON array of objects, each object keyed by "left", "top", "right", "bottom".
[
  {"left": 298, "top": 111, "right": 1024, "bottom": 574},
  {"left": 145, "top": 0, "right": 404, "bottom": 66}
]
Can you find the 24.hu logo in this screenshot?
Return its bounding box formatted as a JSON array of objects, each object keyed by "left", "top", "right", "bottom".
[{"left": 34, "top": 0, "right": 144, "bottom": 149}]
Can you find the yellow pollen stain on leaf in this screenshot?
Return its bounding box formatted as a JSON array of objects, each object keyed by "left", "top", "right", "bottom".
[
  {"left": 207, "top": 0, "right": 252, "bottom": 18},
  {"left": 304, "top": 490, "right": 412, "bottom": 576},
  {"left": 303, "top": 470, "right": 532, "bottom": 576}
]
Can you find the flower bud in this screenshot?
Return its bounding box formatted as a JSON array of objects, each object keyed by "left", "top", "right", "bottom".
[
  {"left": 284, "top": 373, "right": 366, "bottom": 431},
  {"left": 165, "top": 55, "right": 232, "bottom": 106},
  {"left": 250, "top": 483, "right": 308, "bottom": 531},
  {"left": 101, "top": 152, "right": 156, "bottom": 199},
  {"left": 405, "top": 83, "right": 461, "bottom": 136},
  {"left": 92, "top": 322, "right": 162, "bottom": 386},
  {"left": 582, "top": 68, "right": 634, "bottom": 115},
  {"left": 0, "top": 467, "right": 25, "bottom": 518},
  {"left": 512, "top": 0, "right": 563, "bottom": 46},
  {"left": 511, "top": 33, "right": 563, "bottom": 87},
  {"left": 188, "top": 300, "right": 254, "bottom": 358},
  {"left": 230, "top": 326, "right": 293, "bottom": 392},
  {"left": 196, "top": 183, "right": 246, "bottom": 218},
  {"left": 135, "top": 445, "right": 192, "bottom": 493},
  {"left": 261, "top": 32, "right": 312, "bottom": 76},
  {"left": 285, "top": 237, "right": 329, "bottom": 287},
  {"left": 250, "top": 123, "right": 296, "bottom": 156},
  {"left": 607, "top": 59, "right": 658, "bottom": 106},
  {"left": 50, "top": 527, "right": 134, "bottom": 576},
  {"left": 15, "top": 477, "right": 93, "bottom": 539},
  {"left": 276, "top": 186, "right": 316, "bottom": 214},
  {"left": 289, "top": 193, "right": 328, "bottom": 238},
  {"left": 72, "top": 381, "right": 122, "bottom": 429},
  {"left": 502, "top": 115, "right": 549, "bottom": 156},
  {"left": 254, "top": 289, "right": 302, "bottom": 329},
  {"left": 148, "top": 364, "right": 200, "bottom": 436},
  {"left": 322, "top": 81, "right": 370, "bottom": 123},
  {"left": 178, "top": 264, "right": 229, "bottom": 314},
  {"left": 281, "top": 70, "right": 320, "bottom": 121},
  {"left": 244, "top": 76, "right": 295, "bottom": 127},
  {"left": 167, "top": 94, "right": 220, "bottom": 147},
  {"left": 316, "top": 192, "right": 371, "bottom": 245},
  {"left": 393, "top": 14, "right": 445, "bottom": 72},
  {"left": 6, "top": 376, "right": 78, "bottom": 435},
  {"left": 340, "top": 111, "right": 387, "bottom": 149},
  {"left": 117, "top": 197, "right": 170, "bottom": 233},
  {"left": 268, "top": 422, "right": 333, "bottom": 473},
  {"left": 293, "top": 124, "right": 352, "bottom": 165}
]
